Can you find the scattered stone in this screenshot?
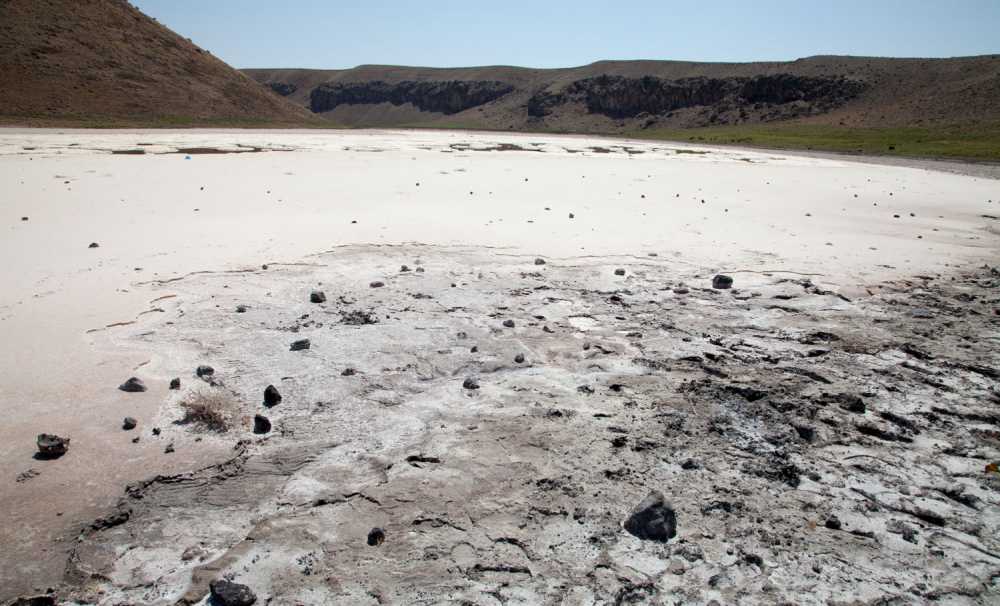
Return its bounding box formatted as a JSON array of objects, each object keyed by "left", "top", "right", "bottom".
[
  {"left": 253, "top": 415, "right": 272, "bottom": 434},
  {"left": 367, "top": 527, "right": 386, "bottom": 546},
  {"left": 514, "top": 353, "right": 525, "bottom": 364},
  {"left": 534, "top": 258, "right": 546, "bottom": 265},
  {"left": 462, "top": 378, "right": 480, "bottom": 390},
  {"left": 502, "top": 319, "right": 516, "bottom": 328},
  {"left": 400, "top": 264, "right": 410, "bottom": 272},
  {"left": 88, "top": 242, "right": 99, "bottom": 248},
  {"left": 118, "top": 377, "right": 147, "bottom": 392},
  {"left": 673, "top": 287, "right": 689, "bottom": 295},
  {"left": 568, "top": 213, "right": 575, "bottom": 219},
  {"left": 209, "top": 579, "right": 257, "bottom": 606},
  {"left": 825, "top": 516, "right": 842, "bottom": 530},
  {"left": 169, "top": 377, "right": 181, "bottom": 390},
  {"left": 614, "top": 268, "right": 626, "bottom": 276},
  {"left": 122, "top": 417, "right": 137, "bottom": 431},
  {"left": 624, "top": 491, "right": 676, "bottom": 542},
  {"left": 235, "top": 305, "right": 248, "bottom": 313},
  {"left": 264, "top": 385, "right": 282, "bottom": 407},
  {"left": 370, "top": 281, "right": 385, "bottom": 288},
  {"left": 712, "top": 275, "right": 734, "bottom": 289},
  {"left": 164, "top": 443, "right": 175, "bottom": 454},
  {"left": 16, "top": 468, "right": 40, "bottom": 483},
  {"left": 341, "top": 309, "right": 378, "bottom": 325},
  {"left": 152, "top": 427, "right": 161, "bottom": 436},
  {"left": 290, "top": 338, "right": 311, "bottom": 351},
  {"left": 21, "top": 216, "right": 28, "bottom": 221},
  {"left": 341, "top": 368, "right": 356, "bottom": 376},
  {"left": 310, "top": 290, "right": 327, "bottom": 303},
  {"left": 196, "top": 365, "right": 215, "bottom": 378},
  {"left": 37, "top": 434, "right": 70, "bottom": 458}
]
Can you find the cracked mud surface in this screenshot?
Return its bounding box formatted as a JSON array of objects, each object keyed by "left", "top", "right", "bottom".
[{"left": 56, "top": 245, "right": 1000, "bottom": 605}]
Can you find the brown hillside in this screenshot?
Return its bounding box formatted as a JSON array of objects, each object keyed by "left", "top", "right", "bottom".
[
  {"left": 246, "top": 56, "right": 1000, "bottom": 132},
  {"left": 0, "top": 0, "right": 314, "bottom": 125}
]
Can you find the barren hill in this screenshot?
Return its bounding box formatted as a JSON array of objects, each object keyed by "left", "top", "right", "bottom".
[
  {"left": 246, "top": 56, "right": 1000, "bottom": 133},
  {"left": 0, "top": 0, "right": 313, "bottom": 126}
]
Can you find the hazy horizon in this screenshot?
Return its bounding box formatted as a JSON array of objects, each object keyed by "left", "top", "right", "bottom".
[{"left": 132, "top": 0, "right": 1000, "bottom": 70}]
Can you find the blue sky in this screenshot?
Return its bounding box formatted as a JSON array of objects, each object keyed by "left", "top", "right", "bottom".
[{"left": 133, "top": 0, "right": 1000, "bottom": 69}]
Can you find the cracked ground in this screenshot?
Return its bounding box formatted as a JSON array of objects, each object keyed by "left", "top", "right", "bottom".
[{"left": 53, "top": 245, "right": 1000, "bottom": 605}]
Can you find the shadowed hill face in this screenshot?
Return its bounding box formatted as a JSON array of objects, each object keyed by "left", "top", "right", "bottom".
[
  {"left": 246, "top": 55, "right": 1000, "bottom": 132},
  {"left": 0, "top": 0, "right": 313, "bottom": 125}
]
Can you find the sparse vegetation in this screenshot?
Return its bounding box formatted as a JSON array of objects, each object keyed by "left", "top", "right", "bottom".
[
  {"left": 177, "top": 391, "right": 236, "bottom": 432},
  {"left": 638, "top": 123, "right": 1000, "bottom": 162}
]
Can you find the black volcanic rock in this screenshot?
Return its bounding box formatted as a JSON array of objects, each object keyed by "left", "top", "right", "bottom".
[
  {"left": 310, "top": 80, "right": 515, "bottom": 115},
  {"left": 209, "top": 579, "right": 257, "bottom": 606},
  {"left": 253, "top": 414, "right": 272, "bottom": 434},
  {"left": 624, "top": 491, "right": 677, "bottom": 542},
  {"left": 264, "top": 385, "right": 282, "bottom": 407},
  {"left": 36, "top": 434, "right": 70, "bottom": 458},
  {"left": 528, "top": 74, "right": 865, "bottom": 122},
  {"left": 119, "top": 377, "right": 147, "bottom": 392}
]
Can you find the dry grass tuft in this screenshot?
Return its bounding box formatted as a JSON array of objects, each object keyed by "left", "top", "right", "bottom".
[{"left": 177, "top": 391, "right": 236, "bottom": 432}]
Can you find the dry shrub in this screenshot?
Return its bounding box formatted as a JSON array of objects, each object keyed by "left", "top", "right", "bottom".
[{"left": 177, "top": 390, "right": 236, "bottom": 432}]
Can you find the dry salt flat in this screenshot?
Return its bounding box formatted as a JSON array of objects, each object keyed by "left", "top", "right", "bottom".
[{"left": 1, "top": 128, "right": 999, "bottom": 604}]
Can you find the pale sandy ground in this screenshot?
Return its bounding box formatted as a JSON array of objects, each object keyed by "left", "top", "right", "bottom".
[{"left": 1, "top": 128, "right": 998, "bottom": 601}]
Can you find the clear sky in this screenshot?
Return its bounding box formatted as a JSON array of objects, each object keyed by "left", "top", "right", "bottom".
[{"left": 132, "top": 0, "right": 1000, "bottom": 70}]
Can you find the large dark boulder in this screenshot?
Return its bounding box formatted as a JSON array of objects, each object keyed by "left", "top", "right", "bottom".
[
  {"left": 624, "top": 491, "right": 677, "bottom": 542},
  {"left": 118, "top": 377, "right": 147, "bottom": 392},
  {"left": 209, "top": 579, "right": 256, "bottom": 606},
  {"left": 264, "top": 385, "right": 282, "bottom": 407},
  {"left": 36, "top": 434, "right": 70, "bottom": 458}
]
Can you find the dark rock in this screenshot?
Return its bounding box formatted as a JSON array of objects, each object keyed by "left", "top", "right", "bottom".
[
  {"left": 164, "top": 442, "right": 174, "bottom": 453},
  {"left": 7, "top": 595, "right": 56, "bottom": 606},
  {"left": 118, "top": 377, "right": 147, "bottom": 392},
  {"left": 341, "top": 310, "right": 378, "bottom": 325},
  {"left": 290, "top": 338, "right": 311, "bottom": 351},
  {"left": 88, "top": 242, "right": 99, "bottom": 248},
  {"left": 235, "top": 305, "right": 248, "bottom": 313},
  {"left": 122, "top": 417, "right": 137, "bottom": 430},
  {"left": 502, "top": 319, "right": 516, "bottom": 328},
  {"left": 310, "top": 290, "right": 327, "bottom": 303},
  {"left": 341, "top": 368, "right": 356, "bottom": 376},
  {"left": 209, "top": 579, "right": 257, "bottom": 606},
  {"left": 400, "top": 264, "right": 410, "bottom": 272},
  {"left": 611, "top": 436, "right": 627, "bottom": 448},
  {"left": 712, "top": 275, "right": 734, "bottom": 289},
  {"left": 196, "top": 365, "right": 215, "bottom": 378},
  {"left": 825, "top": 516, "right": 842, "bottom": 530},
  {"left": 310, "top": 80, "right": 514, "bottom": 115},
  {"left": 369, "top": 281, "right": 385, "bottom": 288},
  {"left": 253, "top": 415, "right": 272, "bottom": 434},
  {"left": 20, "top": 216, "right": 28, "bottom": 221},
  {"left": 568, "top": 213, "right": 575, "bottom": 219},
  {"left": 152, "top": 427, "right": 161, "bottom": 436},
  {"left": 681, "top": 459, "right": 700, "bottom": 470},
  {"left": 169, "top": 377, "right": 181, "bottom": 390},
  {"left": 514, "top": 353, "right": 525, "bottom": 364},
  {"left": 462, "top": 378, "right": 480, "bottom": 390},
  {"left": 36, "top": 434, "right": 70, "bottom": 458},
  {"left": 534, "top": 258, "right": 546, "bottom": 265},
  {"left": 264, "top": 385, "right": 282, "bottom": 407},
  {"left": 527, "top": 74, "right": 865, "bottom": 124},
  {"left": 614, "top": 268, "right": 626, "bottom": 276},
  {"left": 624, "top": 491, "right": 677, "bottom": 542},
  {"left": 367, "top": 527, "right": 386, "bottom": 546}
]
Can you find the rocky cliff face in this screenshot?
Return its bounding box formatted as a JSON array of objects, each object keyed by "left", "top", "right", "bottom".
[
  {"left": 528, "top": 74, "right": 865, "bottom": 122},
  {"left": 309, "top": 80, "right": 514, "bottom": 115},
  {"left": 267, "top": 82, "right": 298, "bottom": 96}
]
